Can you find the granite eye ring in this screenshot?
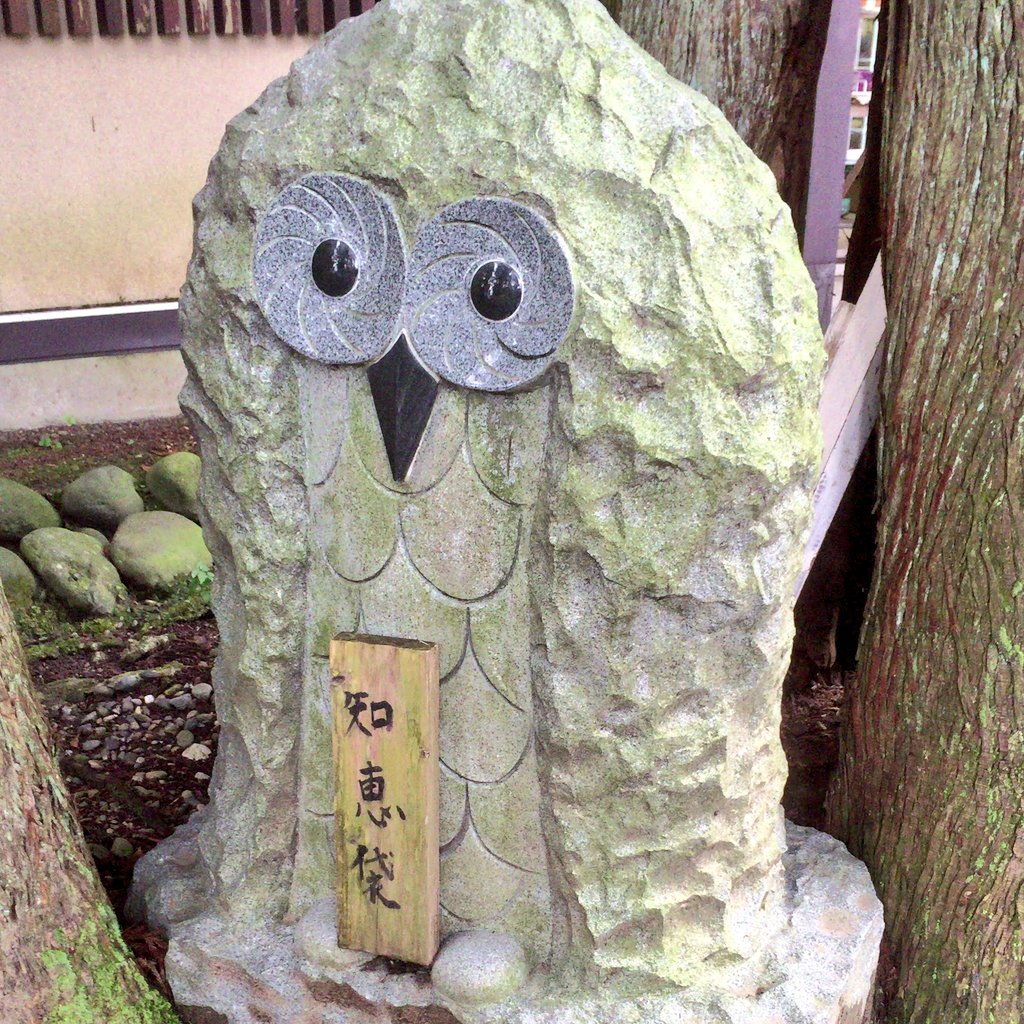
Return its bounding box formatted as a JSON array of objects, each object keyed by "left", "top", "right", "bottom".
[
  {"left": 252, "top": 173, "right": 406, "bottom": 366},
  {"left": 404, "top": 197, "right": 576, "bottom": 392}
]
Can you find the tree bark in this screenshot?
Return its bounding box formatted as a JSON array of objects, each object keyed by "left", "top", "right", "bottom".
[
  {"left": 0, "top": 585, "right": 177, "bottom": 1024},
  {"left": 607, "top": 0, "right": 833, "bottom": 242},
  {"left": 828, "top": 3, "right": 1024, "bottom": 1022}
]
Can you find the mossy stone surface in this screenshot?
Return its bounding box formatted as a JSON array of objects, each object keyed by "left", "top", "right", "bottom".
[
  {"left": 75, "top": 527, "right": 110, "bottom": 552},
  {"left": 61, "top": 466, "right": 144, "bottom": 532},
  {"left": 0, "top": 546, "right": 40, "bottom": 608},
  {"left": 109, "top": 512, "right": 212, "bottom": 591},
  {"left": 129, "top": 0, "right": 840, "bottom": 1019},
  {"left": 0, "top": 477, "right": 60, "bottom": 541},
  {"left": 20, "top": 527, "right": 126, "bottom": 615},
  {"left": 146, "top": 453, "right": 201, "bottom": 522}
]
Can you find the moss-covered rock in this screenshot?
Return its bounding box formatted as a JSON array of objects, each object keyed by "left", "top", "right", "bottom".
[
  {"left": 109, "top": 511, "right": 211, "bottom": 591},
  {"left": 146, "top": 452, "right": 201, "bottom": 521},
  {"left": 61, "top": 466, "right": 144, "bottom": 532},
  {"left": 75, "top": 527, "right": 110, "bottom": 552},
  {"left": 128, "top": 3, "right": 847, "bottom": 1021},
  {"left": 0, "top": 546, "right": 40, "bottom": 608},
  {"left": 20, "top": 527, "right": 126, "bottom": 615},
  {"left": 0, "top": 477, "right": 60, "bottom": 541}
]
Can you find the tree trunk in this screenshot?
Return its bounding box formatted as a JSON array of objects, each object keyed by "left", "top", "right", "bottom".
[
  {"left": 828, "top": 3, "right": 1024, "bottom": 1022},
  {"left": 607, "top": 0, "right": 833, "bottom": 241},
  {"left": 0, "top": 585, "right": 177, "bottom": 1024}
]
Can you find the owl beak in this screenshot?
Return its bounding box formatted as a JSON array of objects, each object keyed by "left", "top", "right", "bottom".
[{"left": 366, "top": 333, "right": 439, "bottom": 484}]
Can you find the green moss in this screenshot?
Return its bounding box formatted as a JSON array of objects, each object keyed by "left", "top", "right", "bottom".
[
  {"left": 13, "top": 573, "right": 210, "bottom": 665},
  {"left": 997, "top": 625, "right": 1024, "bottom": 667},
  {"left": 42, "top": 914, "right": 178, "bottom": 1024}
]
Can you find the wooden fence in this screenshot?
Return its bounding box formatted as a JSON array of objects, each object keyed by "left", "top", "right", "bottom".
[{"left": 1, "top": 0, "right": 369, "bottom": 36}]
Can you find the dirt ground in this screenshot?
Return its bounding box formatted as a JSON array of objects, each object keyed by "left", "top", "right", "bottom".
[{"left": 2, "top": 413, "right": 871, "bottom": 1003}]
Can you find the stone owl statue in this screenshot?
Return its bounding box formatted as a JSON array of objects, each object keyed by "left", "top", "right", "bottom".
[{"left": 129, "top": 0, "right": 882, "bottom": 1021}]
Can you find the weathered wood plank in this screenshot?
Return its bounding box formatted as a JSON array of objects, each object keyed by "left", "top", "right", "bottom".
[
  {"left": 301, "top": 0, "right": 321, "bottom": 34},
  {"left": 241, "top": 0, "right": 267, "bottom": 34},
  {"left": 797, "top": 254, "right": 886, "bottom": 595},
  {"left": 35, "top": 0, "right": 63, "bottom": 35},
  {"left": 155, "top": 0, "right": 179, "bottom": 33},
  {"left": 95, "top": 0, "right": 125, "bottom": 35},
  {"left": 331, "top": 634, "right": 439, "bottom": 967},
  {"left": 321, "top": 0, "right": 348, "bottom": 29},
  {"left": 2, "top": 0, "right": 33, "bottom": 35},
  {"left": 270, "top": 0, "right": 293, "bottom": 34},
  {"left": 126, "top": 0, "right": 152, "bottom": 34},
  {"left": 819, "top": 256, "right": 885, "bottom": 464},
  {"left": 64, "top": 0, "right": 91, "bottom": 35},
  {"left": 184, "top": 0, "right": 208, "bottom": 33},
  {"left": 213, "top": 0, "right": 239, "bottom": 33}
]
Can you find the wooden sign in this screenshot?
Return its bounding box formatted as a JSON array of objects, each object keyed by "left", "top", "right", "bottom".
[{"left": 330, "top": 633, "right": 440, "bottom": 966}]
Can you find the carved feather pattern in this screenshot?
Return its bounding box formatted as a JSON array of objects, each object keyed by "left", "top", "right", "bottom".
[{"left": 296, "top": 367, "right": 554, "bottom": 962}]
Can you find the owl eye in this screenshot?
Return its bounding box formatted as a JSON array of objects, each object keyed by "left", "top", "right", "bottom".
[
  {"left": 404, "top": 197, "right": 576, "bottom": 392},
  {"left": 470, "top": 261, "right": 523, "bottom": 322},
  {"left": 311, "top": 239, "right": 359, "bottom": 298},
  {"left": 253, "top": 173, "right": 405, "bottom": 366}
]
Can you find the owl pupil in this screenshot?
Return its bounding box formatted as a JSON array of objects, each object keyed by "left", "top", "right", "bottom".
[
  {"left": 311, "top": 239, "right": 359, "bottom": 297},
  {"left": 471, "top": 261, "right": 522, "bottom": 322}
]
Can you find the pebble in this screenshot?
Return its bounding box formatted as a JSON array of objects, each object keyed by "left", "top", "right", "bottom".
[
  {"left": 122, "top": 633, "right": 171, "bottom": 663},
  {"left": 110, "top": 672, "right": 142, "bottom": 692},
  {"left": 191, "top": 683, "right": 213, "bottom": 701},
  {"left": 194, "top": 772, "right": 210, "bottom": 781},
  {"left": 182, "top": 743, "right": 212, "bottom": 762},
  {"left": 145, "top": 770, "right": 167, "bottom": 781},
  {"left": 169, "top": 694, "right": 193, "bottom": 711},
  {"left": 141, "top": 662, "right": 183, "bottom": 681},
  {"left": 121, "top": 697, "right": 135, "bottom": 713},
  {"left": 110, "top": 837, "right": 134, "bottom": 858},
  {"left": 176, "top": 729, "right": 195, "bottom": 748},
  {"left": 143, "top": 694, "right": 155, "bottom": 705},
  {"left": 91, "top": 683, "right": 114, "bottom": 697},
  {"left": 82, "top": 739, "right": 102, "bottom": 752}
]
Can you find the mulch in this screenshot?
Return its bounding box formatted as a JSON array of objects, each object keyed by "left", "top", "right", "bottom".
[
  {"left": 0, "top": 416, "right": 196, "bottom": 498},
  {"left": 37, "top": 617, "right": 219, "bottom": 915}
]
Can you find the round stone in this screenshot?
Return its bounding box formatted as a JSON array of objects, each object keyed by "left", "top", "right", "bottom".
[
  {"left": 111, "top": 837, "right": 135, "bottom": 858},
  {"left": 61, "top": 465, "right": 144, "bottom": 532},
  {"left": 431, "top": 930, "right": 527, "bottom": 1007},
  {"left": 0, "top": 478, "right": 60, "bottom": 541},
  {"left": 311, "top": 238, "right": 359, "bottom": 298},
  {"left": 470, "top": 261, "right": 522, "bottom": 322},
  {"left": 0, "top": 547, "right": 39, "bottom": 609},
  {"left": 294, "top": 898, "right": 371, "bottom": 972}
]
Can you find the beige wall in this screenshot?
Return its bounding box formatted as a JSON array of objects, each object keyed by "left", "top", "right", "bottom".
[
  {"left": 0, "top": 350, "right": 187, "bottom": 429},
  {"left": 0, "top": 32, "right": 312, "bottom": 314}
]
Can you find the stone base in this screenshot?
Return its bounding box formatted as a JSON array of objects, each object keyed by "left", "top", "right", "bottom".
[{"left": 128, "top": 822, "right": 882, "bottom": 1024}]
